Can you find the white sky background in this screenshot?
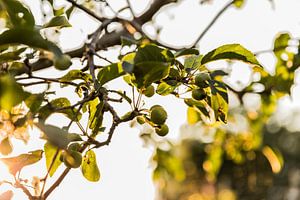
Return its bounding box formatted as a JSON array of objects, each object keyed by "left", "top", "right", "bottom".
[{"left": 1, "top": 0, "right": 300, "bottom": 200}]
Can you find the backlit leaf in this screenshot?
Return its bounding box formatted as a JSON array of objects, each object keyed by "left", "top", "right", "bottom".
[
  {"left": 81, "top": 150, "right": 100, "bottom": 182},
  {"left": 0, "top": 150, "right": 43, "bottom": 175},
  {"left": 44, "top": 142, "right": 62, "bottom": 177},
  {"left": 201, "top": 44, "right": 262, "bottom": 67}
]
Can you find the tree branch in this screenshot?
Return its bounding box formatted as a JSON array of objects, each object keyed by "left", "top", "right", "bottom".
[
  {"left": 192, "top": 0, "right": 234, "bottom": 47},
  {"left": 15, "top": 0, "right": 178, "bottom": 75},
  {"left": 65, "top": 0, "right": 106, "bottom": 22}
]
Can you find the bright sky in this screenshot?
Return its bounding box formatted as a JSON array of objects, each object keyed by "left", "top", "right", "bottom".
[{"left": 1, "top": 0, "right": 300, "bottom": 200}]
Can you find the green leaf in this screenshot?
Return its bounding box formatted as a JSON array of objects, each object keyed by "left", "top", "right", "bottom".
[
  {"left": 0, "top": 28, "right": 64, "bottom": 59},
  {"left": 133, "top": 61, "right": 170, "bottom": 88},
  {"left": 0, "top": 0, "right": 35, "bottom": 28},
  {"left": 0, "top": 47, "right": 26, "bottom": 62},
  {"left": 273, "top": 33, "right": 291, "bottom": 57},
  {"left": 184, "top": 98, "right": 209, "bottom": 117},
  {"left": 175, "top": 48, "right": 199, "bottom": 57},
  {"left": 25, "top": 93, "right": 44, "bottom": 113},
  {"left": 201, "top": 44, "right": 262, "bottom": 67},
  {"left": 0, "top": 150, "right": 43, "bottom": 175},
  {"left": 88, "top": 99, "right": 104, "bottom": 136},
  {"left": 60, "top": 70, "right": 91, "bottom": 82},
  {"left": 81, "top": 150, "right": 100, "bottom": 182},
  {"left": 38, "top": 97, "right": 81, "bottom": 121},
  {"left": 97, "top": 63, "right": 125, "bottom": 85},
  {"left": 44, "top": 142, "right": 62, "bottom": 177},
  {"left": 208, "top": 80, "right": 228, "bottom": 123},
  {"left": 184, "top": 55, "right": 204, "bottom": 71},
  {"left": 156, "top": 82, "right": 176, "bottom": 96},
  {"left": 66, "top": 6, "right": 75, "bottom": 19},
  {"left": 0, "top": 75, "right": 28, "bottom": 110},
  {"left": 36, "top": 123, "right": 70, "bottom": 149},
  {"left": 134, "top": 44, "right": 170, "bottom": 64},
  {"left": 43, "top": 16, "right": 72, "bottom": 29}
]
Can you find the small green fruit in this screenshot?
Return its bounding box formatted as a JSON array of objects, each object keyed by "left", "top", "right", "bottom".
[
  {"left": 192, "top": 89, "right": 206, "bottom": 100},
  {"left": 155, "top": 124, "right": 169, "bottom": 137},
  {"left": 54, "top": 55, "right": 72, "bottom": 70},
  {"left": 150, "top": 106, "right": 167, "bottom": 125},
  {"left": 195, "top": 73, "right": 210, "bottom": 88},
  {"left": 143, "top": 85, "right": 155, "bottom": 97},
  {"left": 68, "top": 143, "right": 81, "bottom": 152},
  {"left": 150, "top": 105, "right": 163, "bottom": 110},
  {"left": 63, "top": 150, "right": 82, "bottom": 168}
]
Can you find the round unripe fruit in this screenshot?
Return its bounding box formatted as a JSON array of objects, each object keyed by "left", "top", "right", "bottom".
[
  {"left": 155, "top": 124, "right": 169, "bottom": 137},
  {"left": 68, "top": 143, "right": 81, "bottom": 152},
  {"left": 150, "top": 106, "right": 167, "bottom": 125},
  {"left": 54, "top": 55, "right": 72, "bottom": 70},
  {"left": 63, "top": 151, "right": 82, "bottom": 168},
  {"left": 195, "top": 73, "right": 210, "bottom": 88},
  {"left": 150, "top": 105, "right": 163, "bottom": 110},
  {"left": 143, "top": 85, "right": 155, "bottom": 97},
  {"left": 192, "top": 89, "right": 206, "bottom": 100}
]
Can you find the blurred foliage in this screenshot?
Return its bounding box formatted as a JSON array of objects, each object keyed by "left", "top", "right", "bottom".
[{"left": 150, "top": 32, "right": 300, "bottom": 200}]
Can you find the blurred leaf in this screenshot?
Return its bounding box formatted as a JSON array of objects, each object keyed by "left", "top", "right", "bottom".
[
  {"left": 262, "top": 145, "right": 284, "bottom": 174},
  {"left": 81, "top": 150, "right": 100, "bottom": 182},
  {"left": 44, "top": 142, "right": 62, "bottom": 177},
  {"left": 0, "top": 75, "right": 28, "bottom": 110},
  {"left": 187, "top": 107, "right": 201, "bottom": 125},
  {"left": 25, "top": 93, "right": 44, "bottom": 113},
  {"left": 201, "top": 44, "right": 262, "bottom": 67},
  {"left": 0, "top": 190, "right": 13, "bottom": 200},
  {"left": 175, "top": 48, "right": 199, "bottom": 57},
  {"left": 121, "top": 36, "right": 138, "bottom": 47},
  {"left": 0, "top": 0, "right": 35, "bottom": 28},
  {"left": 0, "top": 28, "right": 63, "bottom": 59},
  {"left": 0, "top": 47, "right": 26, "bottom": 62},
  {"left": 36, "top": 123, "right": 70, "bottom": 149},
  {"left": 0, "top": 150, "right": 43, "bottom": 175},
  {"left": 97, "top": 63, "right": 125, "bottom": 85},
  {"left": 43, "top": 16, "right": 72, "bottom": 29},
  {"left": 0, "top": 137, "right": 13, "bottom": 155},
  {"left": 273, "top": 33, "right": 291, "bottom": 57}
]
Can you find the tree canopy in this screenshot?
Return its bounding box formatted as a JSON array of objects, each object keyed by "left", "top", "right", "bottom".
[{"left": 0, "top": 0, "right": 299, "bottom": 200}]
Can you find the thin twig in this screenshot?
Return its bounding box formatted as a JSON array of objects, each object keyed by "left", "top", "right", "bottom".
[
  {"left": 193, "top": 0, "right": 234, "bottom": 47},
  {"left": 65, "top": 0, "right": 105, "bottom": 22}
]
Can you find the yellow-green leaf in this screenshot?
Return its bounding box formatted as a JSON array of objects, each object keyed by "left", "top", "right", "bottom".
[
  {"left": 44, "top": 142, "right": 62, "bottom": 177},
  {"left": 81, "top": 150, "right": 100, "bottom": 182}
]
